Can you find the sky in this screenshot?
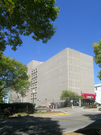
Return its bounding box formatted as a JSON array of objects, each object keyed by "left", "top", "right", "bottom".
[{"left": 4, "top": 0, "right": 101, "bottom": 85}]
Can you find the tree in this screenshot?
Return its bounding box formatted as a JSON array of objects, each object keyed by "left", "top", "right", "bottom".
[
  {"left": 93, "top": 41, "right": 101, "bottom": 80},
  {"left": 60, "top": 90, "right": 80, "bottom": 101},
  {"left": 0, "top": 0, "right": 60, "bottom": 52},
  {"left": 0, "top": 54, "right": 30, "bottom": 97},
  {"left": 0, "top": 89, "right": 8, "bottom": 103},
  {"left": 60, "top": 90, "right": 81, "bottom": 107}
]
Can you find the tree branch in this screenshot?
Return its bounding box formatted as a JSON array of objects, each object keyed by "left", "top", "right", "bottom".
[{"left": 0, "top": 86, "right": 6, "bottom": 92}]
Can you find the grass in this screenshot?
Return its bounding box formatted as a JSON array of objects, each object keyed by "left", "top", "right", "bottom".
[
  {"left": 14, "top": 112, "right": 27, "bottom": 115},
  {"left": 36, "top": 107, "right": 48, "bottom": 108},
  {"left": 34, "top": 111, "right": 49, "bottom": 114},
  {"left": 34, "top": 111, "right": 62, "bottom": 114},
  {"left": 12, "top": 111, "right": 62, "bottom": 115}
]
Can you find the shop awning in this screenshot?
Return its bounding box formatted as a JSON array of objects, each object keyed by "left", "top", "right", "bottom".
[{"left": 81, "top": 93, "right": 95, "bottom": 99}]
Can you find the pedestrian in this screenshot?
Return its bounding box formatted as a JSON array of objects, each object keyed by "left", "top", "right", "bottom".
[{"left": 48, "top": 103, "right": 51, "bottom": 112}]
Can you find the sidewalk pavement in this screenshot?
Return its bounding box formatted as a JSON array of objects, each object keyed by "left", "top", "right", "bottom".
[
  {"left": 51, "top": 106, "right": 101, "bottom": 113},
  {"left": 9, "top": 106, "right": 101, "bottom": 118},
  {"left": 32, "top": 107, "right": 101, "bottom": 117},
  {"left": 78, "top": 106, "right": 101, "bottom": 112}
]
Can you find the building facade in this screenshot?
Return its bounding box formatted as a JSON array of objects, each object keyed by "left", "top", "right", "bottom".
[
  {"left": 9, "top": 48, "right": 94, "bottom": 106},
  {"left": 94, "top": 84, "right": 101, "bottom": 104}
]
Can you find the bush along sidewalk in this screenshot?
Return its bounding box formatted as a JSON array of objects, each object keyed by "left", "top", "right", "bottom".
[
  {"left": 84, "top": 105, "right": 97, "bottom": 108},
  {"left": 0, "top": 103, "right": 35, "bottom": 119}
]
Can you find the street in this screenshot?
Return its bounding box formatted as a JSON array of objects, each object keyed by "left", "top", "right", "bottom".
[
  {"left": 0, "top": 107, "right": 101, "bottom": 135},
  {"left": 51, "top": 108, "right": 101, "bottom": 133}
]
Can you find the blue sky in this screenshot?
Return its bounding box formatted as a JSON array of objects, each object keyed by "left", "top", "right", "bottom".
[{"left": 4, "top": 0, "right": 101, "bottom": 85}]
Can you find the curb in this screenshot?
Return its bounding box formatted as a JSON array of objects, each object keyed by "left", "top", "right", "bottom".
[{"left": 42, "top": 113, "right": 69, "bottom": 117}]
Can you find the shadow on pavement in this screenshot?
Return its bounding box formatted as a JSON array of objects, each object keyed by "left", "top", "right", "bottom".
[
  {"left": 0, "top": 116, "right": 63, "bottom": 135},
  {"left": 75, "top": 113, "right": 101, "bottom": 135}
]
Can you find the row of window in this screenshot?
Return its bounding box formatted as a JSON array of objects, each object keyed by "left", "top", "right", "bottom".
[
  {"left": 32, "top": 68, "right": 37, "bottom": 72},
  {"left": 31, "top": 74, "right": 37, "bottom": 77},
  {"left": 31, "top": 78, "right": 37, "bottom": 81},
  {"left": 31, "top": 98, "right": 37, "bottom": 100},
  {"left": 31, "top": 93, "right": 36, "bottom": 97},
  {"left": 31, "top": 68, "right": 37, "bottom": 77},
  {"left": 31, "top": 72, "right": 37, "bottom": 75},
  {"left": 31, "top": 69, "right": 38, "bottom": 100},
  {"left": 31, "top": 71, "right": 37, "bottom": 88},
  {"left": 31, "top": 90, "right": 37, "bottom": 94},
  {"left": 31, "top": 80, "right": 37, "bottom": 84},
  {"left": 31, "top": 82, "right": 37, "bottom": 85}
]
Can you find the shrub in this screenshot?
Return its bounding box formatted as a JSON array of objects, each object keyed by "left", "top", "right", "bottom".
[{"left": 85, "top": 105, "right": 97, "bottom": 108}]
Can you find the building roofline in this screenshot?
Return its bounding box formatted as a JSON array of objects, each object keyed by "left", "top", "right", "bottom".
[{"left": 94, "top": 84, "right": 101, "bottom": 87}]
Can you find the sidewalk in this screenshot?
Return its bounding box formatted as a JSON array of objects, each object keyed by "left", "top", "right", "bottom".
[
  {"left": 9, "top": 106, "right": 101, "bottom": 119},
  {"left": 79, "top": 106, "right": 101, "bottom": 112},
  {"left": 51, "top": 106, "right": 101, "bottom": 114}
]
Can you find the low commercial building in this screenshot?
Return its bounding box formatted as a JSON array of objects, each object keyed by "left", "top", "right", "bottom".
[
  {"left": 94, "top": 84, "right": 101, "bottom": 104},
  {"left": 9, "top": 48, "right": 95, "bottom": 106}
]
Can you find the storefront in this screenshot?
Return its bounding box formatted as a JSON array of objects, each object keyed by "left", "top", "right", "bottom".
[{"left": 81, "top": 93, "right": 95, "bottom": 106}]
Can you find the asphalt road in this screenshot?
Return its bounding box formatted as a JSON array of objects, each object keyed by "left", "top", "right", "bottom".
[
  {"left": 51, "top": 107, "right": 101, "bottom": 133},
  {"left": 0, "top": 108, "right": 101, "bottom": 135}
]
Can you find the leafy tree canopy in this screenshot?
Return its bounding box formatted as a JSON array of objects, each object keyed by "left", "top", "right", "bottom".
[
  {"left": 0, "top": 53, "right": 30, "bottom": 97},
  {"left": 0, "top": 89, "right": 8, "bottom": 103},
  {"left": 60, "top": 90, "right": 80, "bottom": 100},
  {"left": 93, "top": 41, "right": 101, "bottom": 80},
  {"left": 0, "top": 0, "right": 60, "bottom": 52}
]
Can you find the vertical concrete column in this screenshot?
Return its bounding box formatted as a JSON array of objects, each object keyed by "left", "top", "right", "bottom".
[{"left": 79, "top": 98, "right": 81, "bottom": 106}]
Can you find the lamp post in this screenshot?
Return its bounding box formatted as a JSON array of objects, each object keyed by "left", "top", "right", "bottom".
[{"left": 33, "top": 90, "right": 35, "bottom": 104}]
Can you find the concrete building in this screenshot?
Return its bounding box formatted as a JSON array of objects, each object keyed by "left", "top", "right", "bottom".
[
  {"left": 94, "top": 84, "right": 101, "bottom": 104},
  {"left": 9, "top": 90, "right": 23, "bottom": 103},
  {"left": 9, "top": 48, "right": 95, "bottom": 106}
]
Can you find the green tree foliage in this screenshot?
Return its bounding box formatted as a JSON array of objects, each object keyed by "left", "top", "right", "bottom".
[
  {"left": 0, "top": 0, "right": 60, "bottom": 52},
  {"left": 0, "top": 90, "right": 4, "bottom": 103},
  {"left": 0, "top": 89, "right": 8, "bottom": 103},
  {"left": 60, "top": 90, "right": 80, "bottom": 100},
  {"left": 0, "top": 54, "right": 30, "bottom": 97},
  {"left": 93, "top": 41, "right": 101, "bottom": 80}
]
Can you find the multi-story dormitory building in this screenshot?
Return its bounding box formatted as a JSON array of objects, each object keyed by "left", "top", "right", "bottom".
[{"left": 9, "top": 48, "right": 95, "bottom": 106}]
